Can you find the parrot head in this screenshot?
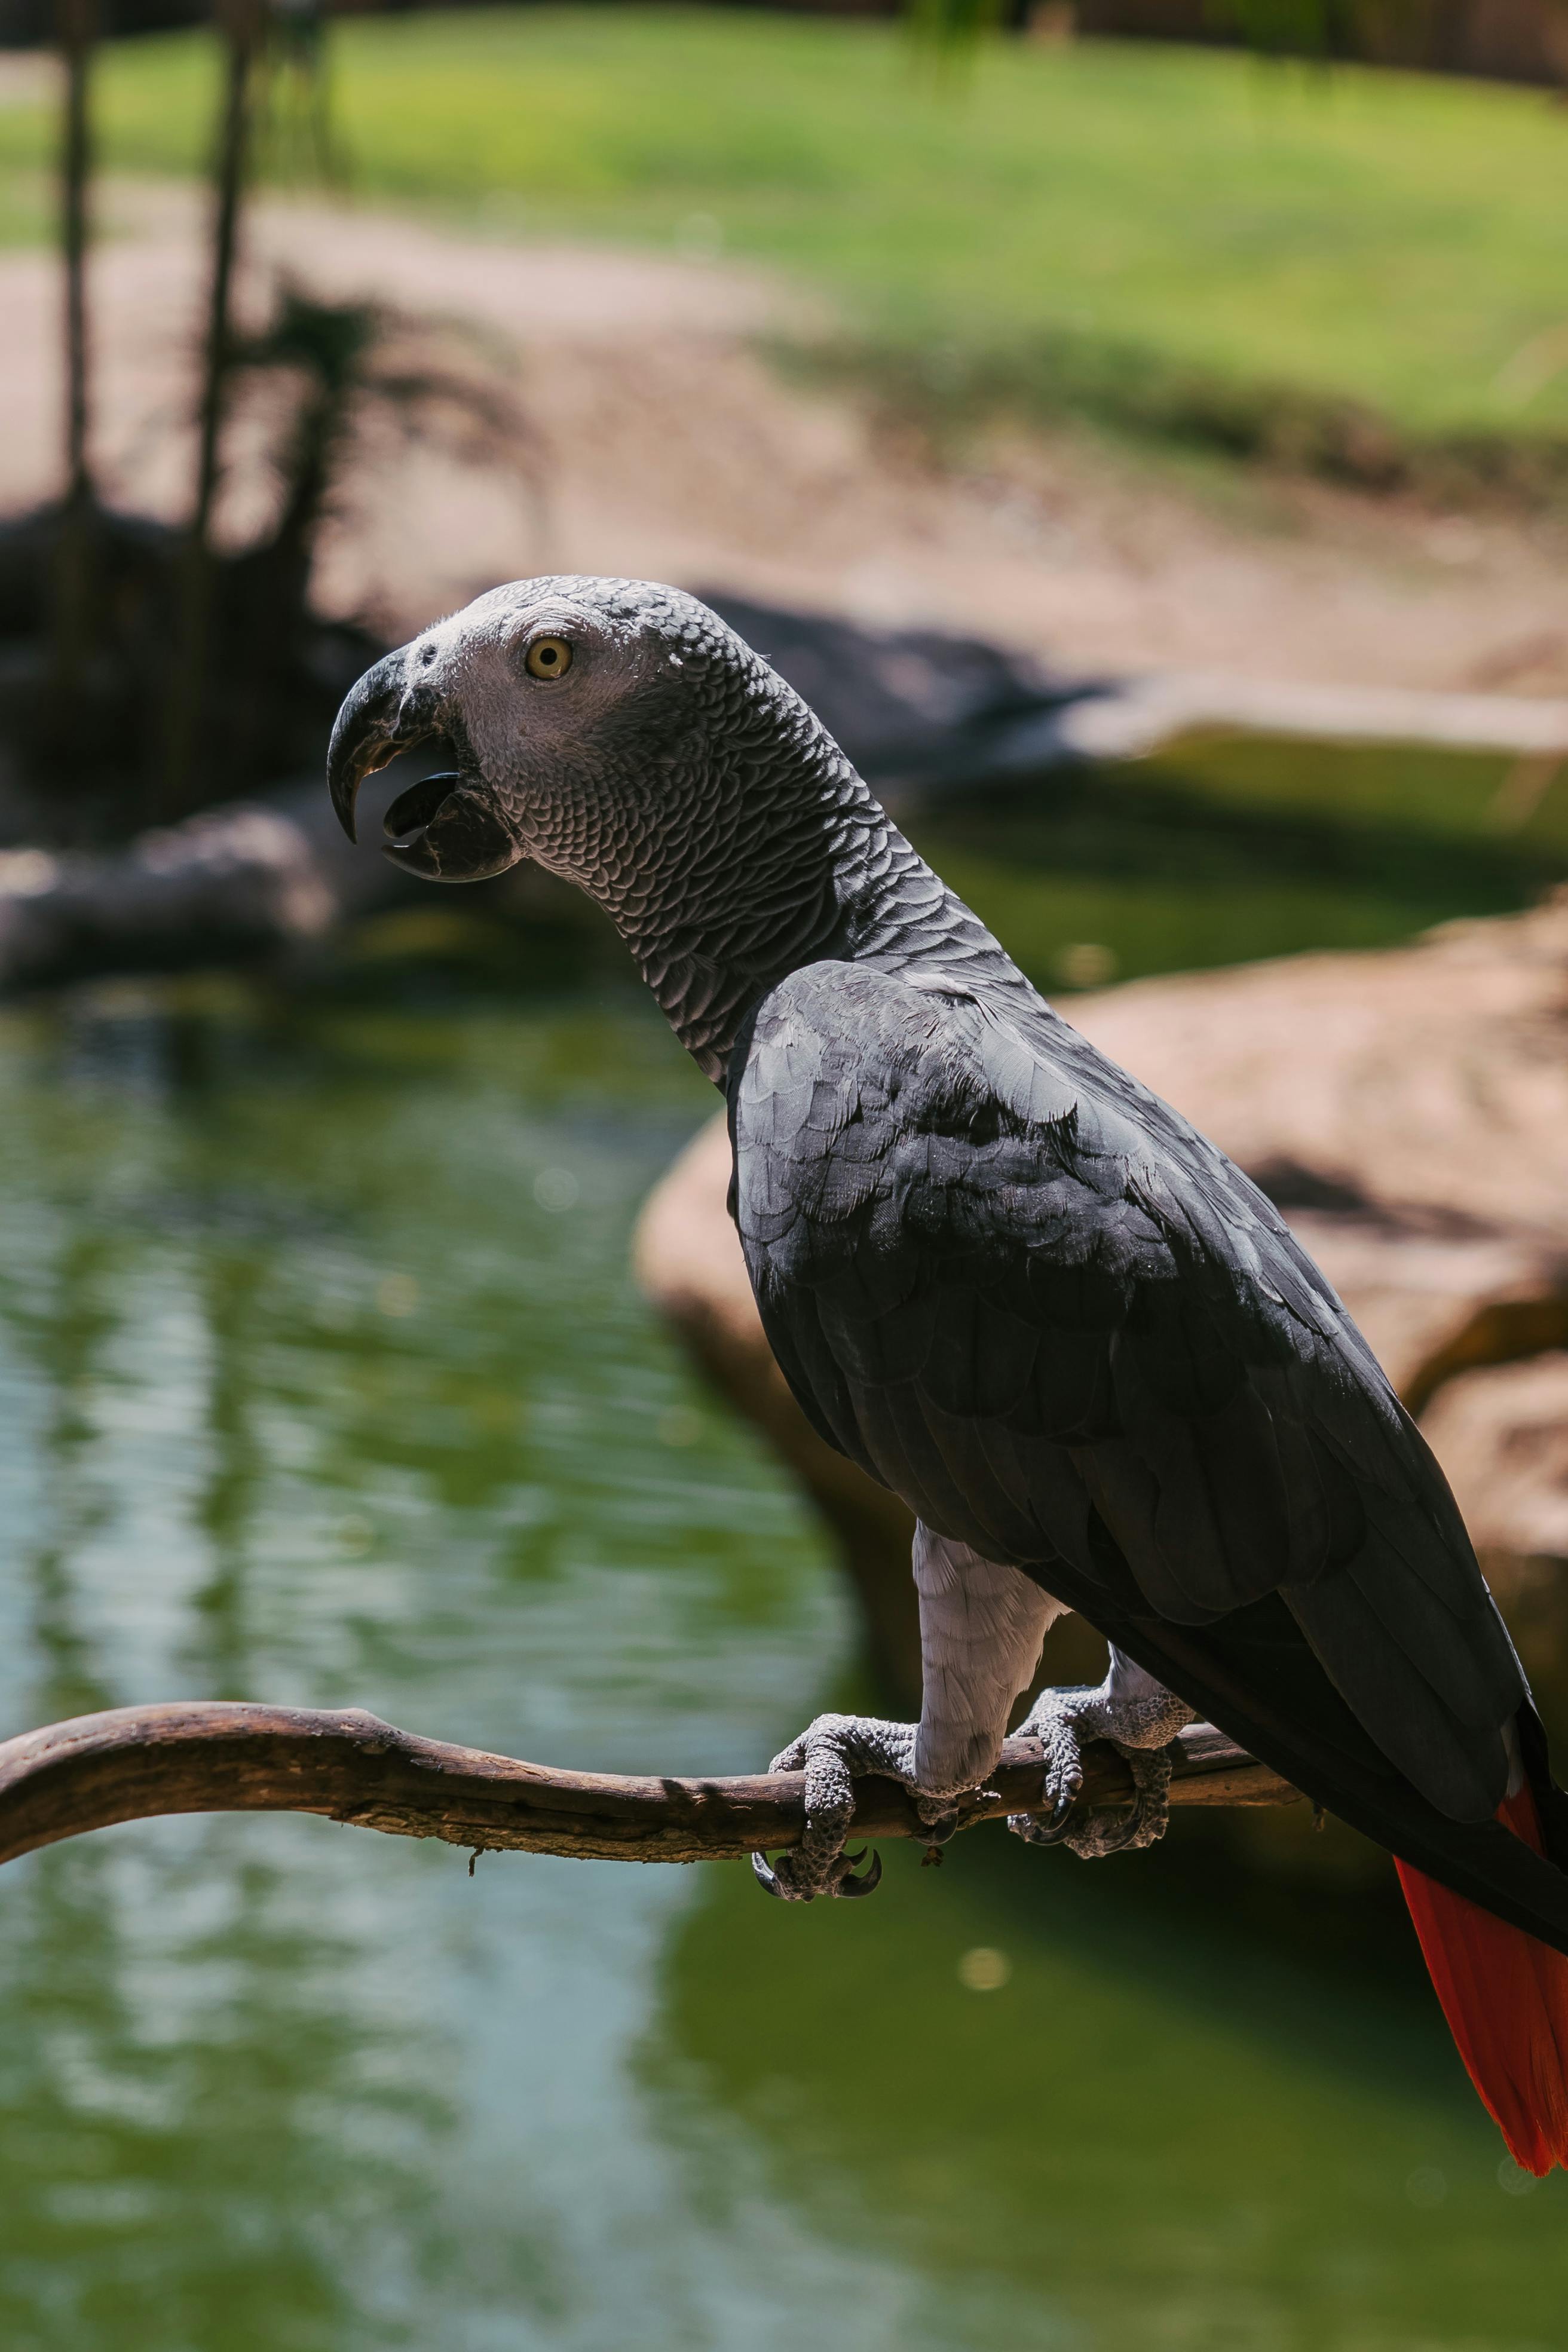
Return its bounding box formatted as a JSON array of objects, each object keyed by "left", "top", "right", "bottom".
[
  {"left": 327, "top": 575, "right": 795, "bottom": 889},
  {"left": 328, "top": 573, "right": 894, "bottom": 1077}
]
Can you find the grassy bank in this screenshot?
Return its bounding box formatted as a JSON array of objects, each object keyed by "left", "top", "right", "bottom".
[{"left": 5, "top": 8, "right": 1568, "bottom": 468}]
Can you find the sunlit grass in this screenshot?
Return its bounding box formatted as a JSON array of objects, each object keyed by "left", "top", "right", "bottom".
[
  {"left": 4, "top": 9, "right": 1568, "bottom": 434},
  {"left": 0, "top": 163, "right": 49, "bottom": 245}
]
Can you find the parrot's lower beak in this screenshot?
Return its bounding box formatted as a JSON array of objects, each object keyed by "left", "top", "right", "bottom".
[
  {"left": 379, "top": 771, "right": 523, "bottom": 884},
  {"left": 327, "top": 650, "right": 522, "bottom": 884}
]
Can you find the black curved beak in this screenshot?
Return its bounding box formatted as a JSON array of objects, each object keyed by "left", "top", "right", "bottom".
[
  {"left": 327, "top": 650, "right": 522, "bottom": 885},
  {"left": 328, "top": 649, "right": 425, "bottom": 845}
]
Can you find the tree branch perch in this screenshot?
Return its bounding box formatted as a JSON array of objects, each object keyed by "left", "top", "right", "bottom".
[{"left": 0, "top": 1703, "right": 1300, "bottom": 1871}]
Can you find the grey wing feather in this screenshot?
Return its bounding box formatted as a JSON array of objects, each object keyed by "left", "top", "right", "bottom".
[{"left": 730, "top": 960, "right": 1523, "bottom": 1825}]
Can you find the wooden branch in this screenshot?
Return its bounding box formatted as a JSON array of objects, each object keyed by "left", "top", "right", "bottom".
[{"left": 0, "top": 1703, "right": 1300, "bottom": 1872}]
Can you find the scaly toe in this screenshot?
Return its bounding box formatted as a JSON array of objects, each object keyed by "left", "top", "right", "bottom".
[
  {"left": 1061, "top": 1747, "right": 1174, "bottom": 1858},
  {"left": 1064, "top": 1803, "right": 1147, "bottom": 1858}
]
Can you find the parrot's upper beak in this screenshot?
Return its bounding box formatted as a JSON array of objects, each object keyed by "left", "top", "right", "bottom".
[
  {"left": 327, "top": 648, "right": 427, "bottom": 844},
  {"left": 327, "top": 649, "right": 523, "bottom": 885}
]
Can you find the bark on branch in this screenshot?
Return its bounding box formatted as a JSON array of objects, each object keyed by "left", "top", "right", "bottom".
[{"left": 0, "top": 1702, "right": 1299, "bottom": 1872}]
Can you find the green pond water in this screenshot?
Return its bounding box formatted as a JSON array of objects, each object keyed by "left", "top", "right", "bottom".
[{"left": 0, "top": 966, "right": 1564, "bottom": 2352}]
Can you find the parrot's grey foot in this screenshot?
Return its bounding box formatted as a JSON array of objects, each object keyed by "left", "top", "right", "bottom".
[
  {"left": 1007, "top": 1661, "right": 1194, "bottom": 1860},
  {"left": 751, "top": 1713, "right": 965, "bottom": 1902}
]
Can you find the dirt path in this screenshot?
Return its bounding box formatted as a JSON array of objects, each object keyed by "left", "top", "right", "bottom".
[{"left": 4, "top": 179, "right": 1567, "bottom": 691}]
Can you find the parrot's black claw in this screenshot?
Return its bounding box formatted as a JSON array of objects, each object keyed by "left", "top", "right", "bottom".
[
  {"left": 915, "top": 1802, "right": 962, "bottom": 1846},
  {"left": 1007, "top": 1672, "right": 1192, "bottom": 1860},
  {"left": 751, "top": 1849, "right": 788, "bottom": 1898},
  {"left": 1040, "top": 1788, "right": 1081, "bottom": 1842},
  {"left": 1006, "top": 1786, "right": 1080, "bottom": 1846},
  {"left": 838, "top": 1847, "right": 883, "bottom": 1897},
  {"left": 1076, "top": 1804, "right": 1148, "bottom": 1857}
]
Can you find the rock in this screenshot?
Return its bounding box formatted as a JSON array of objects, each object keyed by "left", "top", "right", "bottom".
[
  {"left": 1067, "top": 889, "right": 1568, "bottom": 1244},
  {"left": 1421, "top": 1353, "right": 1568, "bottom": 1582},
  {"left": 0, "top": 755, "right": 593, "bottom": 996},
  {"left": 0, "top": 803, "right": 338, "bottom": 990}
]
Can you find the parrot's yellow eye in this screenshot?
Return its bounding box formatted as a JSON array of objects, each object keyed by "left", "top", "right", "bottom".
[{"left": 525, "top": 636, "right": 573, "bottom": 681}]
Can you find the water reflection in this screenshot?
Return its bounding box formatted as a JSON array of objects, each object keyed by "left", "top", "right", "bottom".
[
  {"left": 656, "top": 1833, "right": 1568, "bottom": 2350},
  {"left": 0, "top": 982, "right": 1562, "bottom": 2350}
]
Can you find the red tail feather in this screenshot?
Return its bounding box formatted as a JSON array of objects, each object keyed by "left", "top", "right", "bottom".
[{"left": 1396, "top": 1786, "right": 1568, "bottom": 2175}]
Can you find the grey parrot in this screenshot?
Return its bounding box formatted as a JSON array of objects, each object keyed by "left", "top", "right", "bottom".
[{"left": 329, "top": 577, "right": 1568, "bottom": 2172}]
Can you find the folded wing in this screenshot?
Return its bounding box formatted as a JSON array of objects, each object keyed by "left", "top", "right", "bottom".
[{"left": 730, "top": 960, "right": 1524, "bottom": 1830}]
